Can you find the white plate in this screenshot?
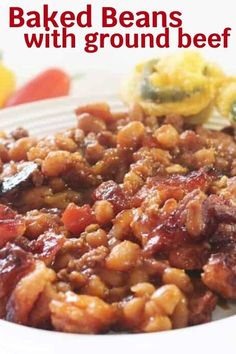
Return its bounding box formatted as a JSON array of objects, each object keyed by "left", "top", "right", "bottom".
[{"left": 0, "top": 96, "right": 235, "bottom": 354}]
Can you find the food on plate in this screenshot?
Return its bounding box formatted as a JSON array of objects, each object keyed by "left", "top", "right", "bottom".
[
  {"left": 1, "top": 53, "right": 236, "bottom": 334},
  {"left": 5, "top": 68, "right": 71, "bottom": 107},
  {"left": 216, "top": 78, "right": 236, "bottom": 123},
  {"left": 123, "top": 51, "right": 236, "bottom": 123}
]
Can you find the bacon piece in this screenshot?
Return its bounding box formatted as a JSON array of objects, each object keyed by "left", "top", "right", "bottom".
[
  {"left": 206, "top": 195, "right": 236, "bottom": 224},
  {"left": 202, "top": 248, "right": 236, "bottom": 299},
  {"left": 143, "top": 229, "right": 189, "bottom": 257},
  {"left": 0, "top": 244, "right": 34, "bottom": 299},
  {"left": 30, "top": 231, "right": 65, "bottom": 265},
  {"left": 210, "top": 223, "right": 236, "bottom": 250},
  {"left": 200, "top": 194, "right": 236, "bottom": 244},
  {"left": 169, "top": 243, "right": 210, "bottom": 270},
  {"left": 188, "top": 287, "right": 217, "bottom": 325},
  {"left": 140, "top": 189, "right": 236, "bottom": 263},
  {"left": 150, "top": 168, "right": 216, "bottom": 193},
  {"left": 0, "top": 204, "right": 26, "bottom": 248},
  {"left": 15, "top": 231, "right": 65, "bottom": 266},
  {"left": 142, "top": 191, "right": 203, "bottom": 256},
  {"left": 132, "top": 168, "right": 217, "bottom": 207},
  {"left": 93, "top": 180, "right": 130, "bottom": 213}
]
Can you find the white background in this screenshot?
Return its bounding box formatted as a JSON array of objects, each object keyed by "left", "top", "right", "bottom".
[{"left": 1, "top": 0, "right": 236, "bottom": 95}]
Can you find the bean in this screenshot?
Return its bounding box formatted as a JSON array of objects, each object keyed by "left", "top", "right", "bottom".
[
  {"left": 154, "top": 124, "right": 179, "bottom": 149},
  {"left": 106, "top": 241, "right": 141, "bottom": 272},
  {"left": 117, "top": 121, "right": 145, "bottom": 149}
]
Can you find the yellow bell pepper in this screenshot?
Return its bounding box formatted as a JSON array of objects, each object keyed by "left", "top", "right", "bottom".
[{"left": 0, "top": 58, "right": 16, "bottom": 107}]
